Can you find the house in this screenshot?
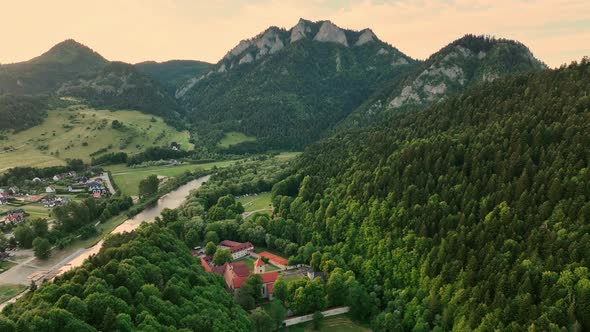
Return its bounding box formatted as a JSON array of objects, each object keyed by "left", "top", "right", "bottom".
[
  {"left": 2, "top": 209, "right": 25, "bottom": 225},
  {"left": 45, "top": 186, "right": 56, "bottom": 193},
  {"left": 8, "top": 186, "right": 19, "bottom": 194},
  {"left": 0, "top": 192, "right": 9, "bottom": 204},
  {"left": 32, "top": 177, "right": 42, "bottom": 183},
  {"left": 219, "top": 240, "right": 254, "bottom": 260},
  {"left": 87, "top": 182, "right": 108, "bottom": 198},
  {"left": 52, "top": 175, "right": 62, "bottom": 181},
  {"left": 170, "top": 142, "right": 181, "bottom": 150}
]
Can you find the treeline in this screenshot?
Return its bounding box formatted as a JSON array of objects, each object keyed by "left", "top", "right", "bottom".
[
  {"left": 193, "top": 156, "right": 291, "bottom": 208},
  {"left": 0, "top": 222, "right": 252, "bottom": 331},
  {"left": 0, "top": 95, "right": 48, "bottom": 132},
  {"left": 0, "top": 159, "right": 85, "bottom": 186},
  {"left": 271, "top": 60, "right": 590, "bottom": 330}
]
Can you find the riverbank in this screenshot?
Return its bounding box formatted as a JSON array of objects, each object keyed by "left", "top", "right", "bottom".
[{"left": 0, "top": 175, "right": 211, "bottom": 309}]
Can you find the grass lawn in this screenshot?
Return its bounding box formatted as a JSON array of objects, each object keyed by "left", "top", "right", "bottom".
[
  {"left": 246, "top": 210, "right": 272, "bottom": 221},
  {"left": 235, "top": 256, "right": 280, "bottom": 272},
  {"left": 0, "top": 105, "right": 192, "bottom": 172},
  {"left": 218, "top": 132, "right": 257, "bottom": 148},
  {"left": 237, "top": 192, "right": 272, "bottom": 212},
  {"left": 0, "top": 260, "right": 17, "bottom": 273},
  {"left": 0, "top": 284, "right": 27, "bottom": 304},
  {"left": 288, "top": 314, "right": 370, "bottom": 332},
  {"left": 275, "top": 151, "right": 301, "bottom": 161},
  {"left": 106, "top": 160, "right": 238, "bottom": 196}
]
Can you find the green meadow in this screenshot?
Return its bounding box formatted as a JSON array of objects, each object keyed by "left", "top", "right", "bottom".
[
  {"left": 0, "top": 104, "right": 192, "bottom": 172},
  {"left": 217, "top": 131, "right": 257, "bottom": 148}
]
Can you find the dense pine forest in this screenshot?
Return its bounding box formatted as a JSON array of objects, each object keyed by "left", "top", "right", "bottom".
[{"left": 269, "top": 60, "right": 590, "bottom": 330}]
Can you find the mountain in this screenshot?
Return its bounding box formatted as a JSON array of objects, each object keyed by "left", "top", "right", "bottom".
[
  {"left": 338, "top": 35, "right": 547, "bottom": 129},
  {"left": 0, "top": 40, "right": 185, "bottom": 122},
  {"left": 273, "top": 60, "right": 590, "bottom": 330},
  {"left": 57, "top": 61, "right": 181, "bottom": 119},
  {"left": 0, "top": 39, "right": 108, "bottom": 95},
  {"left": 135, "top": 60, "right": 212, "bottom": 93},
  {"left": 177, "top": 19, "right": 416, "bottom": 150}
]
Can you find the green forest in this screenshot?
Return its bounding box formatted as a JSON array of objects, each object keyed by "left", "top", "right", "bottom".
[{"left": 269, "top": 60, "right": 590, "bottom": 330}]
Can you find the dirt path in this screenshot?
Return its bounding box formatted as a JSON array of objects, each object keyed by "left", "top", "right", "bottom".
[{"left": 242, "top": 207, "right": 273, "bottom": 219}]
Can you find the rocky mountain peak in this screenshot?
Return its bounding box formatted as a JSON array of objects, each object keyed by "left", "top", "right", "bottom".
[
  {"left": 313, "top": 21, "right": 348, "bottom": 46},
  {"left": 355, "top": 28, "right": 377, "bottom": 46}
]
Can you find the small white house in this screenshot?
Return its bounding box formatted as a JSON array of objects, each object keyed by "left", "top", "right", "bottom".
[
  {"left": 53, "top": 175, "right": 62, "bottom": 181},
  {"left": 46, "top": 186, "right": 56, "bottom": 193}
]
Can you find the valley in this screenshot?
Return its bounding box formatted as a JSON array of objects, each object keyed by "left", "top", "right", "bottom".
[{"left": 0, "top": 10, "right": 588, "bottom": 332}]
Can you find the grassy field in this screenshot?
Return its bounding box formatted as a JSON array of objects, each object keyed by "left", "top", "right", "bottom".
[
  {"left": 0, "top": 104, "right": 192, "bottom": 172},
  {"left": 0, "top": 202, "right": 51, "bottom": 219},
  {"left": 0, "top": 261, "right": 17, "bottom": 273},
  {"left": 0, "top": 284, "right": 27, "bottom": 304},
  {"left": 105, "top": 160, "right": 238, "bottom": 196},
  {"left": 218, "top": 131, "right": 257, "bottom": 148},
  {"left": 275, "top": 151, "right": 301, "bottom": 160},
  {"left": 288, "top": 314, "right": 370, "bottom": 332},
  {"left": 237, "top": 192, "right": 272, "bottom": 212}
]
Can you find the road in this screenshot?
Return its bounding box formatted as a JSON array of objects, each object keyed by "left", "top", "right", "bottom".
[{"left": 94, "top": 172, "right": 116, "bottom": 195}]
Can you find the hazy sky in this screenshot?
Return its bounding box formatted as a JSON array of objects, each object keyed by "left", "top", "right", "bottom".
[{"left": 1, "top": 0, "right": 589, "bottom": 68}]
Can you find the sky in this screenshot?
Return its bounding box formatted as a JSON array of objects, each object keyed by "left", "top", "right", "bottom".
[{"left": 1, "top": 0, "right": 589, "bottom": 68}]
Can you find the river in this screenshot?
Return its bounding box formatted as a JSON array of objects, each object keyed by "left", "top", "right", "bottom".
[{"left": 56, "top": 174, "right": 211, "bottom": 275}]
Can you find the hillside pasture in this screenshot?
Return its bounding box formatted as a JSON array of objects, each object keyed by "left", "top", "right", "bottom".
[
  {"left": 0, "top": 105, "right": 192, "bottom": 172},
  {"left": 217, "top": 131, "right": 257, "bottom": 148}
]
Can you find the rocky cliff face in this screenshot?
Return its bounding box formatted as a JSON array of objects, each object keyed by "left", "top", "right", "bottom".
[{"left": 336, "top": 35, "right": 547, "bottom": 131}]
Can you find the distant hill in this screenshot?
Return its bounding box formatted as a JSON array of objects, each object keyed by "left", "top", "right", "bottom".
[
  {"left": 0, "top": 39, "right": 108, "bottom": 95},
  {"left": 177, "top": 19, "right": 416, "bottom": 150},
  {"left": 0, "top": 40, "right": 181, "bottom": 121},
  {"left": 57, "top": 61, "right": 182, "bottom": 119},
  {"left": 338, "top": 35, "right": 547, "bottom": 129},
  {"left": 135, "top": 60, "right": 212, "bottom": 93}
]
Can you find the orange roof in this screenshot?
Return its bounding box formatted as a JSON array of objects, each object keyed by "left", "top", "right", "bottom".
[
  {"left": 260, "top": 271, "right": 278, "bottom": 284},
  {"left": 200, "top": 257, "right": 212, "bottom": 272},
  {"left": 254, "top": 257, "right": 265, "bottom": 267},
  {"left": 233, "top": 276, "right": 248, "bottom": 288},
  {"left": 267, "top": 283, "right": 274, "bottom": 294},
  {"left": 258, "top": 251, "right": 288, "bottom": 265}
]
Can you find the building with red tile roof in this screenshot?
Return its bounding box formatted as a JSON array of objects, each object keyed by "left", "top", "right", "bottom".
[{"left": 219, "top": 240, "right": 254, "bottom": 259}]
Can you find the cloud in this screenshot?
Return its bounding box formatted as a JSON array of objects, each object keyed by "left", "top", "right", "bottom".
[{"left": 0, "top": 0, "right": 588, "bottom": 67}]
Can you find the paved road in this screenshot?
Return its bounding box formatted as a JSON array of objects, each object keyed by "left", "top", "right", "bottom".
[{"left": 95, "top": 172, "right": 116, "bottom": 194}]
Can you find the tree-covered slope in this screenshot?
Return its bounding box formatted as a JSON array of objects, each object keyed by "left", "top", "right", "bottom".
[
  {"left": 339, "top": 35, "right": 547, "bottom": 130},
  {"left": 0, "top": 222, "right": 252, "bottom": 331},
  {"left": 275, "top": 60, "right": 590, "bottom": 330},
  {"left": 0, "top": 95, "right": 49, "bottom": 132},
  {"left": 135, "top": 60, "right": 212, "bottom": 93},
  {"left": 179, "top": 19, "right": 417, "bottom": 150},
  {"left": 57, "top": 62, "right": 182, "bottom": 120}
]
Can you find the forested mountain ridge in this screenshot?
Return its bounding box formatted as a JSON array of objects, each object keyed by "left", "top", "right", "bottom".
[
  {"left": 273, "top": 60, "right": 590, "bottom": 330},
  {"left": 338, "top": 34, "right": 547, "bottom": 130},
  {"left": 177, "top": 19, "right": 417, "bottom": 150},
  {"left": 0, "top": 40, "right": 181, "bottom": 120},
  {"left": 135, "top": 60, "right": 212, "bottom": 94},
  {"left": 0, "top": 40, "right": 108, "bottom": 95},
  {"left": 57, "top": 61, "right": 182, "bottom": 120}
]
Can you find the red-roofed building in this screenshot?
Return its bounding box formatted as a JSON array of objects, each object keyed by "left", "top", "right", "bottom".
[
  {"left": 219, "top": 240, "right": 254, "bottom": 259},
  {"left": 200, "top": 254, "right": 278, "bottom": 299},
  {"left": 253, "top": 257, "right": 278, "bottom": 299}
]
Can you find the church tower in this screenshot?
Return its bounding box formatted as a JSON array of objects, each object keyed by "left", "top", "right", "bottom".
[{"left": 254, "top": 257, "right": 265, "bottom": 274}]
